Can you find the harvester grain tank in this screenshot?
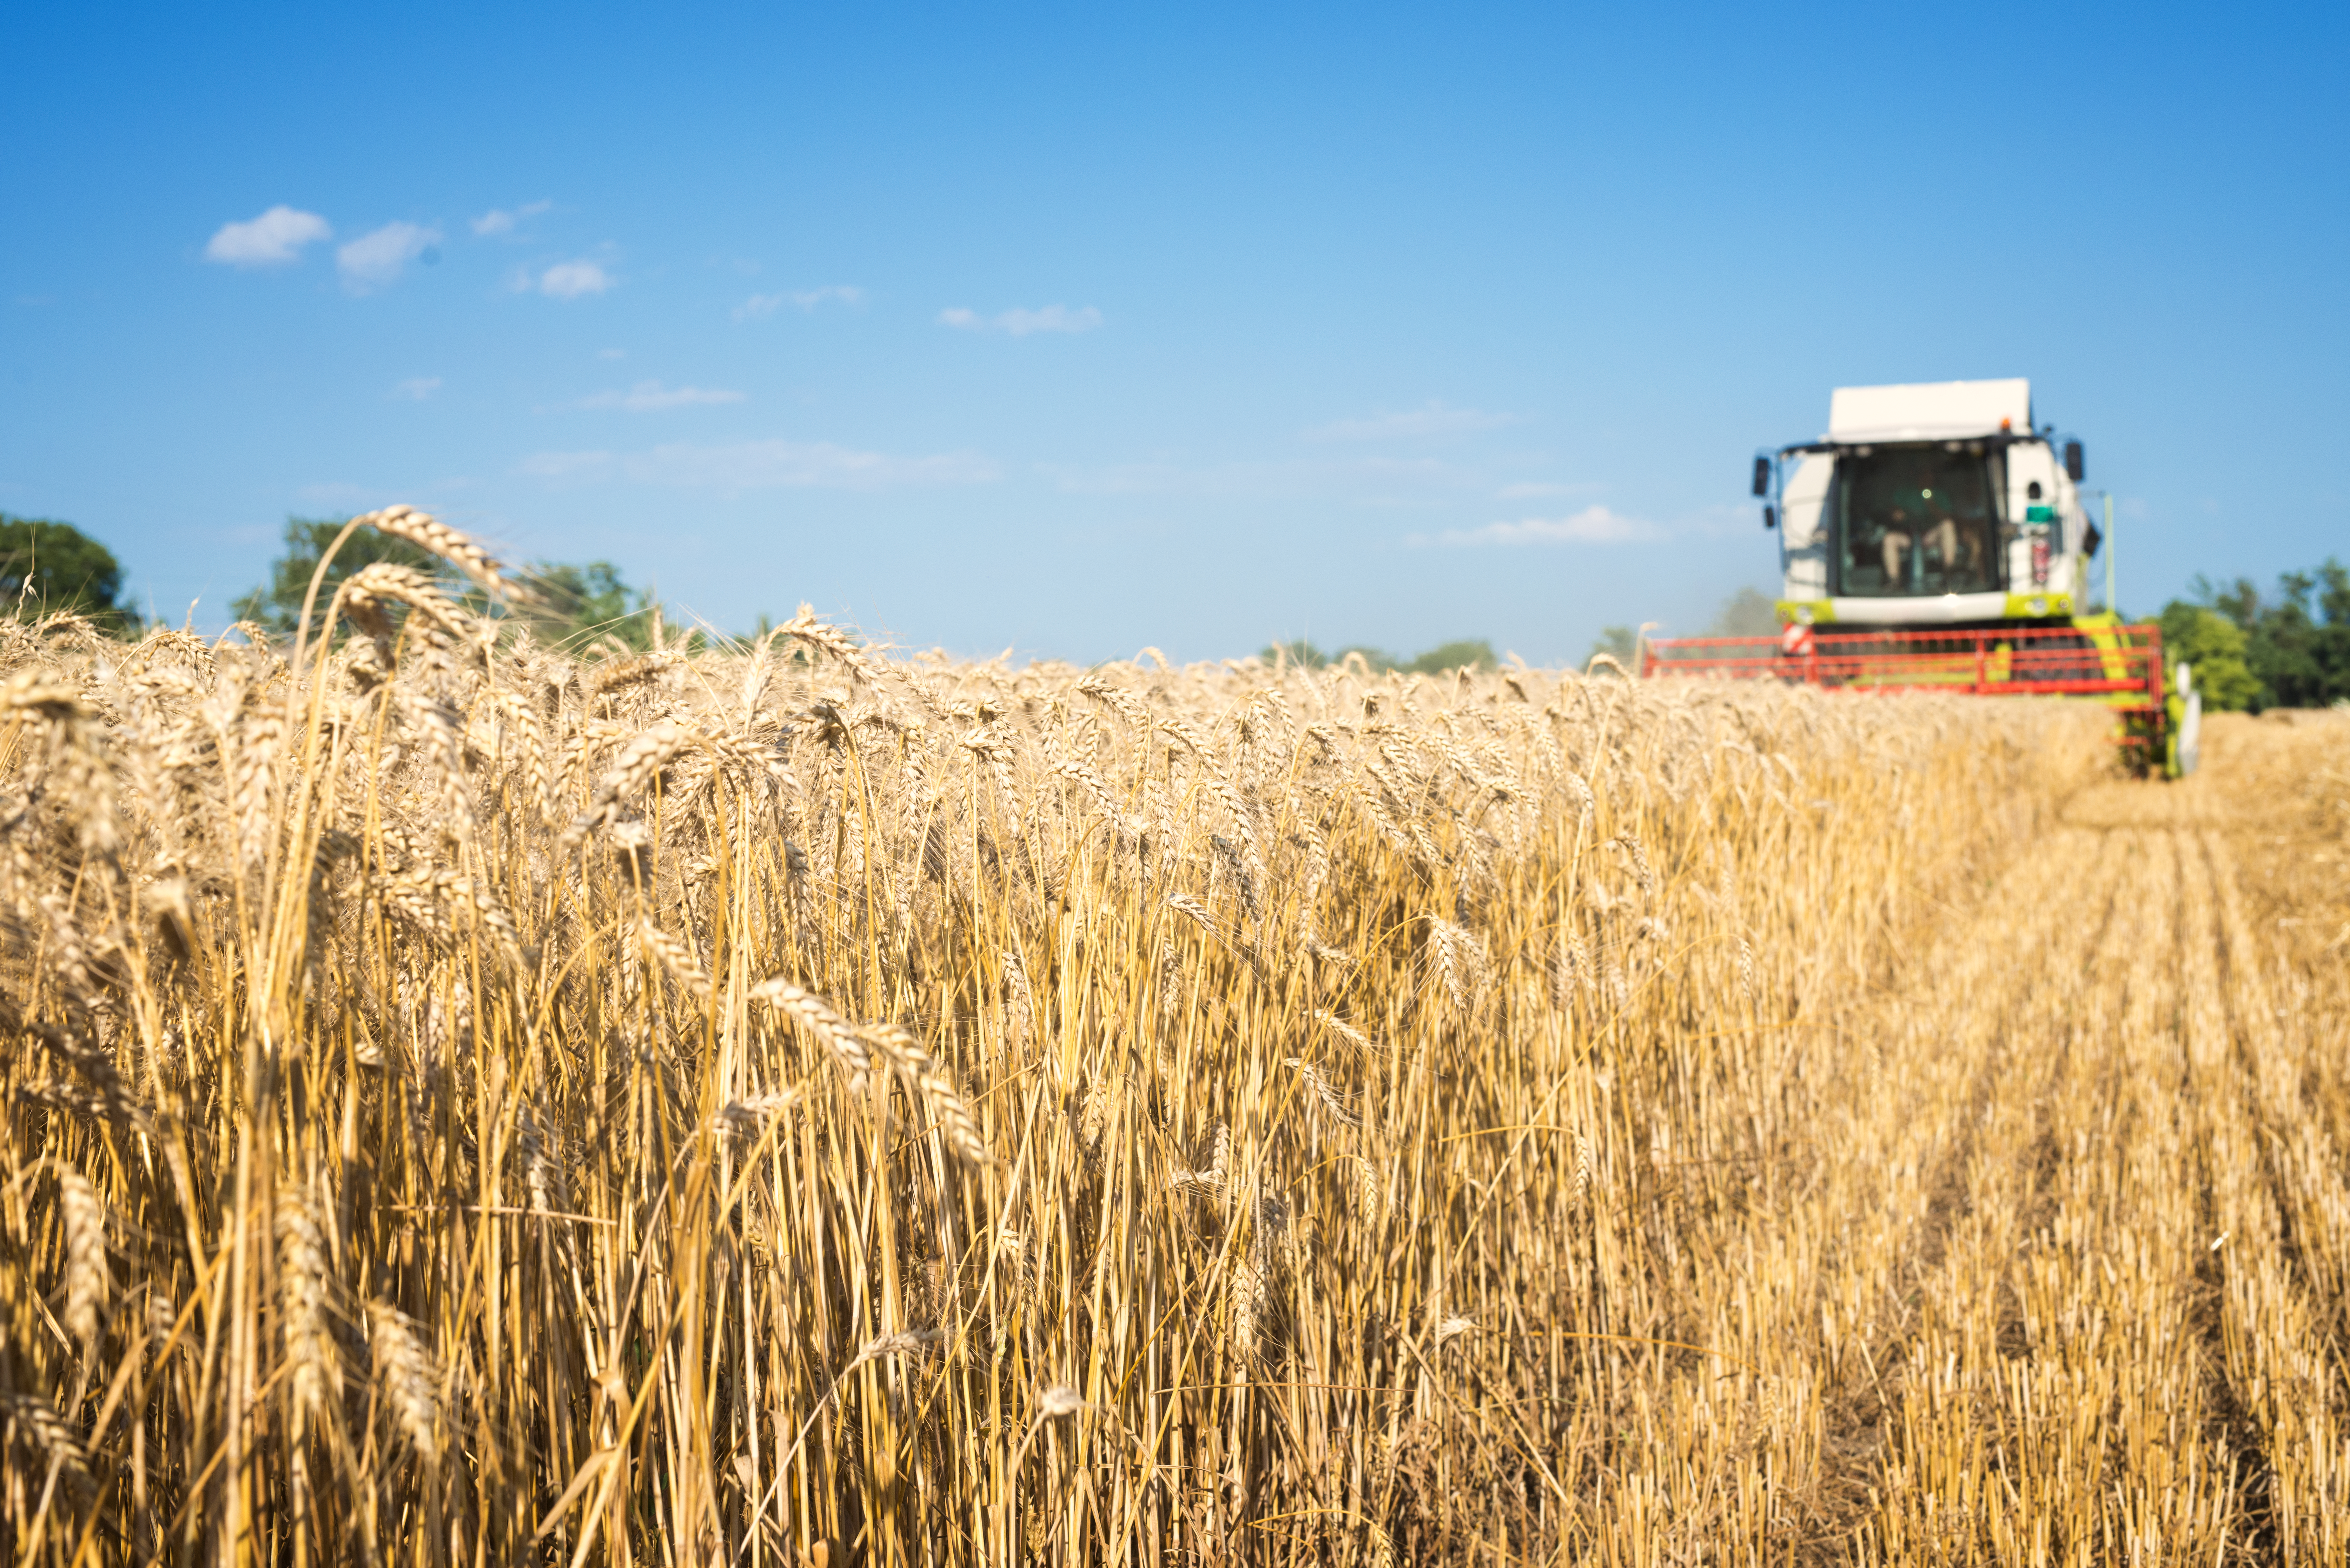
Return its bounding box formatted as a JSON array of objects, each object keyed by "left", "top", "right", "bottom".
[{"left": 1641, "top": 379, "right": 2182, "bottom": 772}]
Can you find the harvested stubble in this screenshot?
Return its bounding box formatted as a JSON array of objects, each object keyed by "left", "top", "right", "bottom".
[{"left": 2, "top": 518, "right": 2345, "bottom": 1565}]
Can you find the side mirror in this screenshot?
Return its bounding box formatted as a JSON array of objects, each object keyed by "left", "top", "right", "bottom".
[
  {"left": 2082, "top": 521, "right": 2103, "bottom": 558},
  {"left": 2063, "top": 440, "right": 2084, "bottom": 482},
  {"left": 1763, "top": 505, "right": 1777, "bottom": 530},
  {"left": 1751, "top": 456, "right": 1771, "bottom": 497}
]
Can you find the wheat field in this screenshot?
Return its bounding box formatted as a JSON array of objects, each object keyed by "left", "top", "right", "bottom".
[{"left": 2, "top": 512, "right": 2345, "bottom": 1564}]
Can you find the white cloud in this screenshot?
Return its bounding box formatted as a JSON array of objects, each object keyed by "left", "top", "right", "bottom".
[
  {"left": 737, "top": 284, "right": 865, "bottom": 320},
  {"left": 536, "top": 260, "right": 613, "bottom": 299},
  {"left": 581, "top": 380, "right": 747, "bottom": 412},
  {"left": 471, "top": 199, "right": 552, "bottom": 237},
  {"left": 939, "top": 303, "right": 1103, "bottom": 336},
  {"left": 392, "top": 376, "right": 443, "bottom": 401},
  {"left": 1037, "top": 451, "right": 1464, "bottom": 501},
  {"left": 205, "top": 206, "right": 331, "bottom": 267},
  {"left": 1420, "top": 506, "right": 1663, "bottom": 546},
  {"left": 337, "top": 222, "right": 442, "bottom": 292},
  {"left": 520, "top": 438, "right": 998, "bottom": 492},
  {"left": 999, "top": 305, "right": 1100, "bottom": 335},
  {"left": 1308, "top": 401, "right": 1516, "bottom": 442}
]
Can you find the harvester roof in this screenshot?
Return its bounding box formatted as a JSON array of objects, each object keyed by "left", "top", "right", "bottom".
[{"left": 1826, "top": 378, "right": 2032, "bottom": 444}]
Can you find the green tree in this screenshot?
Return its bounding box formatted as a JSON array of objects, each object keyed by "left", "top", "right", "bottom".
[
  {"left": 1259, "top": 637, "right": 1494, "bottom": 674},
  {"left": 527, "top": 560, "right": 657, "bottom": 650},
  {"left": 231, "top": 517, "right": 441, "bottom": 636},
  {"left": 1404, "top": 639, "right": 1495, "bottom": 675},
  {"left": 0, "top": 514, "right": 141, "bottom": 632},
  {"left": 234, "top": 515, "right": 658, "bottom": 650},
  {"left": 2173, "top": 558, "right": 2350, "bottom": 711},
  {"left": 2155, "top": 602, "right": 2261, "bottom": 711},
  {"left": 1586, "top": 624, "right": 1637, "bottom": 668},
  {"left": 1706, "top": 586, "right": 1779, "bottom": 637},
  {"left": 1262, "top": 638, "right": 1329, "bottom": 669}
]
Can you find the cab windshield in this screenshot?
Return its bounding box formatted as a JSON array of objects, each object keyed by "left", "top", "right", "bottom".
[{"left": 1833, "top": 445, "right": 2001, "bottom": 597}]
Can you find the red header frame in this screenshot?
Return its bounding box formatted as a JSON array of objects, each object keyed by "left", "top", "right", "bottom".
[{"left": 1640, "top": 622, "right": 2167, "bottom": 715}]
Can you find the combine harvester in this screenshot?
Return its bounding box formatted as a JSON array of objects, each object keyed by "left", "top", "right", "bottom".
[{"left": 1641, "top": 378, "right": 2190, "bottom": 773}]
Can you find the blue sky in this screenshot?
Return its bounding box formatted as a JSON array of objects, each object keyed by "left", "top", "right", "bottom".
[{"left": 4, "top": 1, "right": 2344, "bottom": 663}]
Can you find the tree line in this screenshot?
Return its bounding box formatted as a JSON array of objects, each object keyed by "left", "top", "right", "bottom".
[
  {"left": 10, "top": 511, "right": 2347, "bottom": 708},
  {"left": 2157, "top": 561, "right": 2350, "bottom": 712},
  {"left": 1260, "top": 637, "right": 1500, "bottom": 675},
  {"left": 1, "top": 512, "right": 664, "bottom": 650}
]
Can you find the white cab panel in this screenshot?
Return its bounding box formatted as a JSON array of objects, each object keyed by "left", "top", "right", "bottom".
[
  {"left": 1780, "top": 452, "right": 1834, "bottom": 599},
  {"left": 1827, "top": 591, "right": 2011, "bottom": 625},
  {"left": 2005, "top": 440, "right": 2059, "bottom": 518}
]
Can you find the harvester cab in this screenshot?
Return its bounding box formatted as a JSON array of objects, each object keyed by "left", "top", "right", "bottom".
[
  {"left": 1642, "top": 378, "right": 2177, "bottom": 774},
  {"left": 1761, "top": 378, "right": 2091, "bottom": 631}
]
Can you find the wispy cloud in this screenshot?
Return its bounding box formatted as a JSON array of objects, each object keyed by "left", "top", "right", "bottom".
[
  {"left": 533, "top": 260, "right": 613, "bottom": 299},
  {"left": 1308, "top": 401, "right": 1516, "bottom": 442},
  {"left": 1680, "top": 501, "right": 1779, "bottom": 539},
  {"left": 580, "top": 380, "right": 747, "bottom": 412},
  {"left": 1417, "top": 507, "right": 1663, "bottom": 546},
  {"left": 520, "top": 438, "right": 997, "bottom": 492},
  {"left": 337, "top": 222, "right": 441, "bottom": 292},
  {"left": 737, "top": 284, "right": 865, "bottom": 320},
  {"left": 205, "top": 206, "right": 331, "bottom": 267},
  {"left": 1495, "top": 480, "right": 1592, "bottom": 499},
  {"left": 939, "top": 304, "right": 1103, "bottom": 336},
  {"left": 471, "top": 199, "right": 552, "bottom": 237},
  {"left": 392, "top": 377, "right": 443, "bottom": 401},
  {"left": 515, "top": 451, "right": 614, "bottom": 480},
  {"left": 1038, "top": 452, "right": 1464, "bottom": 501}
]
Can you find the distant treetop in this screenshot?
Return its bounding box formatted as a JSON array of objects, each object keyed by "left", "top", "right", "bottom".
[
  {"left": 231, "top": 517, "right": 441, "bottom": 636},
  {"left": 233, "top": 515, "right": 664, "bottom": 652},
  {"left": 0, "top": 514, "right": 141, "bottom": 632},
  {"left": 1261, "top": 637, "right": 1496, "bottom": 675},
  {"left": 1706, "top": 587, "right": 1779, "bottom": 638}
]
